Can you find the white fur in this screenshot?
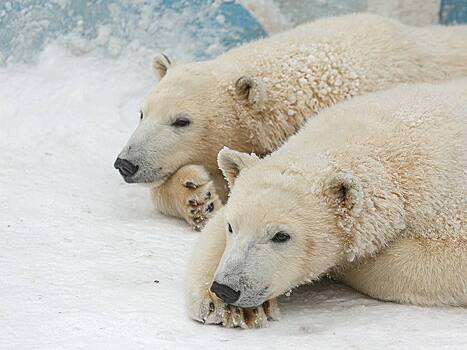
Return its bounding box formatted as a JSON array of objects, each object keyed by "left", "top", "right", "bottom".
[
  {"left": 187, "top": 79, "right": 467, "bottom": 327},
  {"left": 115, "top": 14, "right": 467, "bottom": 228}
]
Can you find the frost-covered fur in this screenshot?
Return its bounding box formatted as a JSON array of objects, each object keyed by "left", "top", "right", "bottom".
[
  {"left": 186, "top": 79, "right": 467, "bottom": 328},
  {"left": 116, "top": 14, "right": 467, "bottom": 229}
]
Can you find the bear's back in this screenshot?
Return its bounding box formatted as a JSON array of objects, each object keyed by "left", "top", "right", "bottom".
[
  {"left": 283, "top": 78, "right": 467, "bottom": 161},
  {"left": 279, "top": 78, "right": 467, "bottom": 240}
]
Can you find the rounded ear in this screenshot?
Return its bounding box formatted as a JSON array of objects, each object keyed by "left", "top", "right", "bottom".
[
  {"left": 152, "top": 53, "right": 172, "bottom": 80},
  {"left": 235, "top": 76, "right": 267, "bottom": 110},
  {"left": 217, "top": 147, "right": 260, "bottom": 189},
  {"left": 324, "top": 172, "right": 363, "bottom": 217}
]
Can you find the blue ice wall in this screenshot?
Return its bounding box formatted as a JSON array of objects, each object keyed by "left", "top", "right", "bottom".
[
  {"left": 440, "top": 0, "right": 467, "bottom": 24},
  {"left": 0, "top": 0, "right": 266, "bottom": 64},
  {"left": 1, "top": 0, "right": 466, "bottom": 65},
  {"left": 272, "top": 0, "right": 361, "bottom": 25}
]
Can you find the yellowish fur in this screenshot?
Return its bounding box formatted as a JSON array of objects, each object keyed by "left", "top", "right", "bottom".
[
  {"left": 186, "top": 79, "right": 467, "bottom": 328},
  {"left": 118, "top": 14, "right": 467, "bottom": 228}
]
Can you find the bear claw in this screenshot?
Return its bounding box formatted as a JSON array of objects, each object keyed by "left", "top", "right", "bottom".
[
  {"left": 184, "top": 182, "right": 221, "bottom": 231},
  {"left": 206, "top": 202, "right": 214, "bottom": 212},
  {"left": 184, "top": 181, "right": 198, "bottom": 189},
  {"left": 199, "top": 294, "right": 279, "bottom": 329}
]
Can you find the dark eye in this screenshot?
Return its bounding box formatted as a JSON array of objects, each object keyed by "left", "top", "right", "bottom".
[
  {"left": 271, "top": 231, "right": 290, "bottom": 243},
  {"left": 228, "top": 224, "right": 233, "bottom": 233},
  {"left": 172, "top": 116, "right": 191, "bottom": 127},
  {"left": 139, "top": 111, "right": 143, "bottom": 120}
]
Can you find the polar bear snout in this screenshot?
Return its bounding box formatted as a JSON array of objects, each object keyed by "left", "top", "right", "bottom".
[
  {"left": 114, "top": 158, "right": 139, "bottom": 177},
  {"left": 212, "top": 270, "right": 269, "bottom": 307},
  {"left": 114, "top": 146, "right": 166, "bottom": 184},
  {"left": 114, "top": 157, "right": 139, "bottom": 179},
  {"left": 210, "top": 281, "right": 240, "bottom": 304}
]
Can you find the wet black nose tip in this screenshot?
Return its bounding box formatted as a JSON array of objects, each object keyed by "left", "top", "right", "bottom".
[
  {"left": 210, "top": 281, "right": 240, "bottom": 304},
  {"left": 114, "top": 157, "right": 139, "bottom": 177}
]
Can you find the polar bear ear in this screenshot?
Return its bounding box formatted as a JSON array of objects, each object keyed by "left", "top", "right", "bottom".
[
  {"left": 152, "top": 53, "right": 173, "bottom": 80},
  {"left": 324, "top": 172, "right": 364, "bottom": 217},
  {"left": 218, "top": 147, "right": 260, "bottom": 188},
  {"left": 235, "top": 76, "right": 267, "bottom": 111}
]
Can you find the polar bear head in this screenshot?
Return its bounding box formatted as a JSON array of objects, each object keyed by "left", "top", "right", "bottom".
[
  {"left": 210, "top": 148, "right": 364, "bottom": 307},
  {"left": 114, "top": 53, "right": 267, "bottom": 185}
]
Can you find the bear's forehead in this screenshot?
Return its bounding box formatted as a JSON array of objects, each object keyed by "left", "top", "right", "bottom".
[
  {"left": 232, "top": 171, "right": 307, "bottom": 201},
  {"left": 147, "top": 84, "right": 190, "bottom": 99},
  {"left": 164, "top": 64, "right": 217, "bottom": 85},
  {"left": 227, "top": 190, "right": 298, "bottom": 223},
  {"left": 143, "top": 88, "right": 198, "bottom": 114}
]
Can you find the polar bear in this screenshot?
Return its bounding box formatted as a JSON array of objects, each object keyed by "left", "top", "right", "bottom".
[
  {"left": 114, "top": 13, "right": 467, "bottom": 230},
  {"left": 186, "top": 78, "right": 467, "bottom": 328}
]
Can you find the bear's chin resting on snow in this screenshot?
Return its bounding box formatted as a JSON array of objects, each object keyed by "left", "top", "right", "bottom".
[
  {"left": 185, "top": 79, "right": 467, "bottom": 329},
  {"left": 114, "top": 14, "right": 467, "bottom": 230}
]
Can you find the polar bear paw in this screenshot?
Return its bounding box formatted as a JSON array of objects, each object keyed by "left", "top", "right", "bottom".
[
  {"left": 179, "top": 166, "right": 222, "bottom": 231},
  {"left": 193, "top": 292, "right": 280, "bottom": 329}
]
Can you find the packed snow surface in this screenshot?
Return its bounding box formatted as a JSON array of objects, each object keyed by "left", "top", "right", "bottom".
[{"left": 1, "top": 11, "right": 466, "bottom": 350}]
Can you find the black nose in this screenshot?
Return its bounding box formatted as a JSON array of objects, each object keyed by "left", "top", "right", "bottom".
[
  {"left": 114, "top": 158, "right": 139, "bottom": 177},
  {"left": 210, "top": 281, "right": 240, "bottom": 304}
]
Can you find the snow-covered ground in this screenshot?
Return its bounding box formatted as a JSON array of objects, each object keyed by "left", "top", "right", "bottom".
[
  {"left": 1, "top": 3, "right": 467, "bottom": 348},
  {"left": 2, "top": 44, "right": 466, "bottom": 350}
]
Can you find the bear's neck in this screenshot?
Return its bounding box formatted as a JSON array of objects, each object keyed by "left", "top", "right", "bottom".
[
  {"left": 325, "top": 152, "right": 407, "bottom": 263},
  {"left": 224, "top": 88, "right": 306, "bottom": 156},
  {"left": 221, "top": 41, "right": 367, "bottom": 155}
]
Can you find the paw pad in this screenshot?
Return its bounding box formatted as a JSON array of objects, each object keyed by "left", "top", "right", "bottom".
[
  {"left": 185, "top": 181, "right": 197, "bottom": 189},
  {"left": 206, "top": 202, "right": 214, "bottom": 212}
]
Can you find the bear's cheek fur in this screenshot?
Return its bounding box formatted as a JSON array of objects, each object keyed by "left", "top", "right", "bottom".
[
  {"left": 266, "top": 242, "right": 316, "bottom": 297},
  {"left": 268, "top": 210, "right": 346, "bottom": 293},
  {"left": 139, "top": 115, "right": 209, "bottom": 173}
]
